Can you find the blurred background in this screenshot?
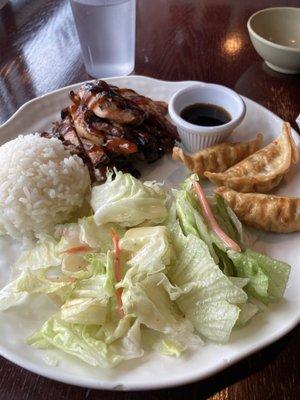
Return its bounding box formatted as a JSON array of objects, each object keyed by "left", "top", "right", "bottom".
[{"left": 1, "top": 0, "right": 299, "bottom": 127}]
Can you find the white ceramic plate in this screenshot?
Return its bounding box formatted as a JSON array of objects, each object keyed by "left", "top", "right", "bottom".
[{"left": 0, "top": 76, "right": 299, "bottom": 391}]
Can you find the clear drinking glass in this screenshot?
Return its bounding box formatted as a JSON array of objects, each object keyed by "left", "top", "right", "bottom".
[{"left": 70, "top": 0, "right": 136, "bottom": 78}]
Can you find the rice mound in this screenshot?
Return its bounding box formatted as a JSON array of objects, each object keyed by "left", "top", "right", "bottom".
[{"left": 0, "top": 133, "right": 91, "bottom": 240}]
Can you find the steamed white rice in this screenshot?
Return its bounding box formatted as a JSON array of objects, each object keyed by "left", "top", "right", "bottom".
[{"left": 0, "top": 133, "right": 91, "bottom": 240}]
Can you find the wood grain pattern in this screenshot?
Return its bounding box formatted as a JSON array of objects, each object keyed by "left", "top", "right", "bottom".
[{"left": 0, "top": 0, "right": 299, "bottom": 399}]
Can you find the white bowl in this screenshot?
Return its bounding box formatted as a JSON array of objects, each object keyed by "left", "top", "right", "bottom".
[
  {"left": 168, "top": 83, "right": 246, "bottom": 152},
  {"left": 247, "top": 7, "right": 300, "bottom": 74}
]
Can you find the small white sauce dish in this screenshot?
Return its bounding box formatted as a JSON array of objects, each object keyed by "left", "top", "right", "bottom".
[
  {"left": 247, "top": 7, "right": 300, "bottom": 74},
  {"left": 168, "top": 83, "right": 246, "bottom": 152}
]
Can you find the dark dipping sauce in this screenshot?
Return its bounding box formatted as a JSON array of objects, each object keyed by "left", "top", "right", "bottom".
[{"left": 180, "top": 103, "right": 231, "bottom": 127}]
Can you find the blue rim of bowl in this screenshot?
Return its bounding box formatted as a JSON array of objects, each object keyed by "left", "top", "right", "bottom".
[
  {"left": 247, "top": 7, "right": 300, "bottom": 53},
  {"left": 168, "top": 83, "right": 246, "bottom": 135}
]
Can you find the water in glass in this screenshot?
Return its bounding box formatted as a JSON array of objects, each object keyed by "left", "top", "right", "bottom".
[{"left": 70, "top": 0, "right": 136, "bottom": 78}]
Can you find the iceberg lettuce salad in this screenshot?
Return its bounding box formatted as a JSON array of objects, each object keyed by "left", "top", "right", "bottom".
[{"left": 0, "top": 171, "right": 291, "bottom": 368}]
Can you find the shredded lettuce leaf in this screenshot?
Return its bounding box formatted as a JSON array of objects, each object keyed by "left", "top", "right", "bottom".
[
  {"left": 236, "top": 302, "right": 259, "bottom": 326},
  {"left": 27, "top": 315, "right": 143, "bottom": 368},
  {"left": 60, "top": 297, "right": 108, "bottom": 325},
  {"left": 120, "top": 226, "right": 200, "bottom": 353},
  {"left": 0, "top": 171, "right": 292, "bottom": 368},
  {"left": 0, "top": 268, "right": 74, "bottom": 310},
  {"left": 228, "top": 249, "right": 291, "bottom": 304},
  {"left": 91, "top": 170, "right": 167, "bottom": 227},
  {"left": 122, "top": 273, "right": 199, "bottom": 349},
  {"left": 120, "top": 226, "right": 172, "bottom": 282},
  {"left": 16, "top": 235, "right": 61, "bottom": 270},
  {"left": 0, "top": 278, "right": 27, "bottom": 311},
  {"left": 169, "top": 223, "right": 247, "bottom": 343},
  {"left": 176, "top": 175, "right": 291, "bottom": 307},
  {"left": 56, "top": 217, "right": 124, "bottom": 254}
]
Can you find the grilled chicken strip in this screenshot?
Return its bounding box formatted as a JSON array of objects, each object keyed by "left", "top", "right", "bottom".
[
  {"left": 67, "top": 94, "right": 173, "bottom": 159},
  {"left": 91, "top": 116, "right": 128, "bottom": 138},
  {"left": 65, "top": 104, "right": 105, "bottom": 144},
  {"left": 48, "top": 118, "right": 104, "bottom": 182},
  {"left": 45, "top": 80, "right": 179, "bottom": 182},
  {"left": 77, "top": 80, "right": 145, "bottom": 125},
  {"left": 113, "top": 86, "right": 168, "bottom": 116},
  {"left": 107, "top": 84, "right": 179, "bottom": 141},
  {"left": 57, "top": 107, "right": 139, "bottom": 157},
  {"left": 144, "top": 113, "right": 180, "bottom": 141},
  {"left": 74, "top": 80, "right": 179, "bottom": 140},
  {"left": 110, "top": 85, "right": 179, "bottom": 141},
  {"left": 51, "top": 115, "right": 109, "bottom": 166},
  {"left": 68, "top": 95, "right": 136, "bottom": 140}
]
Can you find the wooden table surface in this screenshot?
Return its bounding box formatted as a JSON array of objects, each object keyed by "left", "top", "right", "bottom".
[{"left": 0, "top": 0, "right": 299, "bottom": 399}]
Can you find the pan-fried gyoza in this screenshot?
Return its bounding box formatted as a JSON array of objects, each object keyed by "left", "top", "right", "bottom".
[
  {"left": 172, "top": 134, "right": 263, "bottom": 176},
  {"left": 205, "top": 123, "right": 298, "bottom": 193},
  {"left": 215, "top": 186, "right": 300, "bottom": 233}
]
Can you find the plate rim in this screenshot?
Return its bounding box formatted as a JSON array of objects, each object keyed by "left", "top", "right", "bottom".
[
  {"left": 0, "top": 311, "right": 299, "bottom": 391},
  {"left": 0, "top": 75, "right": 299, "bottom": 391}
]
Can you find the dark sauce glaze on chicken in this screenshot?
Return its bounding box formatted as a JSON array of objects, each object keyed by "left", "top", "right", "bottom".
[{"left": 41, "top": 80, "right": 179, "bottom": 182}]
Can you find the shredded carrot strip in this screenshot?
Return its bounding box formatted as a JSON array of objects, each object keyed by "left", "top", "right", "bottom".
[
  {"left": 110, "top": 227, "right": 124, "bottom": 319},
  {"left": 193, "top": 181, "right": 241, "bottom": 252},
  {"left": 61, "top": 245, "right": 91, "bottom": 254},
  {"left": 116, "top": 288, "right": 123, "bottom": 319}
]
